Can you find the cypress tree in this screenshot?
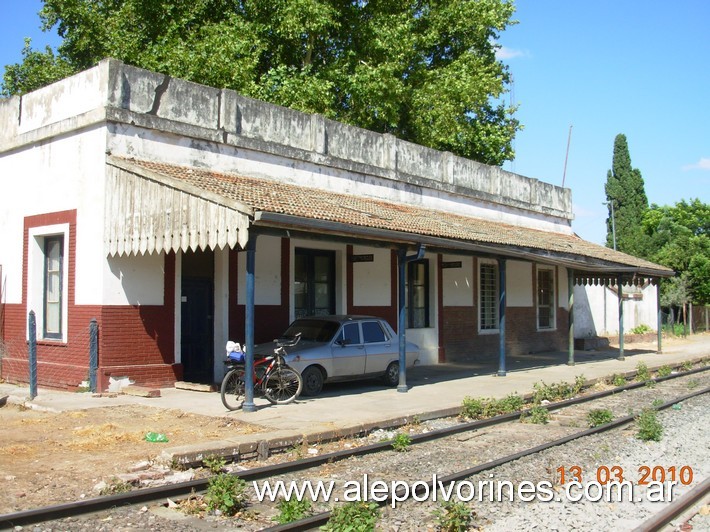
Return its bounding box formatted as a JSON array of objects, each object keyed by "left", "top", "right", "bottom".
[{"left": 604, "top": 134, "right": 649, "bottom": 256}]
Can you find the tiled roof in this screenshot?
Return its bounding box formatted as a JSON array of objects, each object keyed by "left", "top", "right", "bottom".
[{"left": 117, "top": 157, "right": 672, "bottom": 275}]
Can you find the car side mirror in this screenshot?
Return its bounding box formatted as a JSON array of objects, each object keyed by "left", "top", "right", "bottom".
[{"left": 335, "top": 338, "right": 349, "bottom": 347}]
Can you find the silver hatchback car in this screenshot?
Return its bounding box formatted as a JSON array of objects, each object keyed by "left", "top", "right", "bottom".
[{"left": 255, "top": 315, "right": 420, "bottom": 396}]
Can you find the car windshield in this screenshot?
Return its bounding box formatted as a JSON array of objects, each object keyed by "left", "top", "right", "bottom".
[{"left": 282, "top": 319, "right": 341, "bottom": 343}]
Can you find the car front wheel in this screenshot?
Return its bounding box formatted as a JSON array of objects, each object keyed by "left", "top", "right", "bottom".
[
  {"left": 301, "top": 366, "right": 325, "bottom": 396},
  {"left": 382, "top": 361, "right": 399, "bottom": 387}
]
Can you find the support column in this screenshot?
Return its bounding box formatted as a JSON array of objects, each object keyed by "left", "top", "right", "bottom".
[
  {"left": 567, "top": 270, "right": 575, "bottom": 366},
  {"left": 618, "top": 276, "right": 625, "bottom": 361},
  {"left": 656, "top": 280, "right": 663, "bottom": 354},
  {"left": 397, "top": 244, "right": 425, "bottom": 393},
  {"left": 497, "top": 258, "right": 507, "bottom": 376},
  {"left": 243, "top": 235, "right": 258, "bottom": 412}
]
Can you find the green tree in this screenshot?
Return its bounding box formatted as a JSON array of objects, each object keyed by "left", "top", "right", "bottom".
[
  {"left": 604, "top": 134, "right": 650, "bottom": 256},
  {"left": 643, "top": 199, "right": 710, "bottom": 306},
  {"left": 1, "top": 38, "right": 73, "bottom": 97},
  {"left": 2, "top": 0, "right": 520, "bottom": 166}
]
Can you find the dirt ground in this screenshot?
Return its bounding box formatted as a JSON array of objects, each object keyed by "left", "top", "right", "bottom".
[
  {"left": 0, "top": 403, "right": 263, "bottom": 514},
  {"left": 1, "top": 335, "right": 706, "bottom": 516}
]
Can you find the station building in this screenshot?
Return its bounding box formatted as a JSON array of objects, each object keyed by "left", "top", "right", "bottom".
[{"left": 0, "top": 60, "right": 672, "bottom": 391}]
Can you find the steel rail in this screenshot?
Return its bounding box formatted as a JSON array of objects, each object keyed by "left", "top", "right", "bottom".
[
  {"left": 1, "top": 365, "right": 707, "bottom": 528},
  {"left": 266, "top": 386, "right": 710, "bottom": 532},
  {"left": 632, "top": 476, "right": 710, "bottom": 532}
]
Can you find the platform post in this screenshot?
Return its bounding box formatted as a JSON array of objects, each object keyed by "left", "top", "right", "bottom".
[
  {"left": 397, "top": 244, "right": 425, "bottom": 393},
  {"left": 243, "top": 235, "right": 258, "bottom": 412},
  {"left": 617, "top": 276, "right": 625, "bottom": 361},
  {"left": 497, "top": 258, "right": 507, "bottom": 376},
  {"left": 567, "top": 270, "right": 575, "bottom": 366},
  {"left": 656, "top": 279, "right": 662, "bottom": 354}
]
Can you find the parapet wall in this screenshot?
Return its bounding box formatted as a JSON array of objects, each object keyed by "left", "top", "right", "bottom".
[{"left": 1, "top": 59, "right": 573, "bottom": 220}]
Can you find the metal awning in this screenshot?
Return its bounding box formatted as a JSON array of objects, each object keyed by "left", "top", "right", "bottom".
[
  {"left": 104, "top": 156, "right": 674, "bottom": 280},
  {"left": 105, "top": 157, "right": 252, "bottom": 255}
]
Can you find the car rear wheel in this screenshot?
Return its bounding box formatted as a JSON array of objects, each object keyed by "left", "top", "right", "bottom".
[
  {"left": 382, "top": 361, "right": 399, "bottom": 387},
  {"left": 301, "top": 366, "right": 324, "bottom": 396}
]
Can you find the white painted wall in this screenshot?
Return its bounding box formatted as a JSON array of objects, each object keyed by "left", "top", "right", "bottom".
[
  {"left": 558, "top": 266, "right": 569, "bottom": 309},
  {"left": 0, "top": 127, "right": 108, "bottom": 306},
  {"left": 104, "top": 253, "right": 164, "bottom": 305},
  {"left": 574, "top": 284, "right": 658, "bottom": 337},
  {"left": 108, "top": 123, "right": 572, "bottom": 235},
  {"left": 442, "top": 255, "right": 473, "bottom": 307},
  {"left": 237, "top": 235, "right": 282, "bottom": 305},
  {"left": 507, "top": 260, "right": 532, "bottom": 307},
  {"left": 352, "top": 246, "right": 391, "bottom": 307},
  {"left": 18, "top": 66, "right": 107, "bottom": 133},
  {"left": 213, "top": 247, "right": 230, "bottom": 382}
]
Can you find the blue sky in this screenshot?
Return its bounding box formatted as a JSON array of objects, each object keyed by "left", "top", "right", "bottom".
[{"left": 2, "top": 1, "right": 708, "bottom": 245}]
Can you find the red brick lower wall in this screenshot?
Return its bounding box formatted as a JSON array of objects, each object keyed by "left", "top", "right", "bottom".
[
  {"left": 1, "top": 303, "right": 104, "bottom": 390},
  {"left": 1, "top": 303, "right": 180, "bottom": 391},
  {"left": 97, "top": 304, "right": 179, "bottom": 390},
  {"left": 442, "top": 306, "right": 568, "bottom": 362}
]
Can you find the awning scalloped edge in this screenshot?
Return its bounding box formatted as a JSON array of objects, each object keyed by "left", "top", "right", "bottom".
[{"left": 105, "top": 157, "right": 252, "bottom": 256}]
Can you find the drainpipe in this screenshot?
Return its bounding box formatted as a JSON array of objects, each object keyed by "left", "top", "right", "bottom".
[
  {"left": 397, "top": 244, "right": 426, "bottom": 393},
  {"left": 497, "top": 258, "right": 507, "bottom": 376},
  {"left": 618, "top": 276, "right": 625, "bottom": 361},
  {"left": 243, "top": 235, "right": 258, "bottom": 412}
]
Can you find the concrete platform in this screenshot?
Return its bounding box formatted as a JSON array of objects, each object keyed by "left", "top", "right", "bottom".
[{"left": 1, "top": 334, "right": 707, "bottom": 464}]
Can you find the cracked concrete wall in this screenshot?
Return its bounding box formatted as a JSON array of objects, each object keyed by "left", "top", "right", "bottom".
[{"left": 1, "top": 59, "right": 574, "bottom": 222}]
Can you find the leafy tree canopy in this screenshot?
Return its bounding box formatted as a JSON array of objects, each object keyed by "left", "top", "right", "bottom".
[
  {"left": 1, "top": 0, "right": 520, "bottom": 166},
  {"left": 643, "top": 199, "right": 710, "bottom": 306}
]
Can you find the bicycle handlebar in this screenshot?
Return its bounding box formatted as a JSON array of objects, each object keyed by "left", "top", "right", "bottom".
[{"left": 275, "top": 332, "right": 302, "bottom": 348}]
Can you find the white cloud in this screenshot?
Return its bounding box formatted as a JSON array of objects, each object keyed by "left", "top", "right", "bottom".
[
  {"left": 495, "top": 46, "right": 527, "bottom": 60},
  {"left": 682, "top": 157, "right": 710, "bottom": 171}
]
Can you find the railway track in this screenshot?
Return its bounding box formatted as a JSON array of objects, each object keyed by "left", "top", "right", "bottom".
[
  {"left": 1, "top": 364, "right": 708, "bottom": 530},
  {"left": 267, "top": 385, "right": 710, "bottom": 531}
]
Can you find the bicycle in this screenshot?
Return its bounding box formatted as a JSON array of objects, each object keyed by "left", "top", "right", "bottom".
[{"left": 220, "top": 334, "right": 303, "bottom": 410}]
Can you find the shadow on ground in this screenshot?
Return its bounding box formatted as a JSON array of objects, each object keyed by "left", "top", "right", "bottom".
[{"left": 301, "top": 345, "right": 660, "bottom": 400}]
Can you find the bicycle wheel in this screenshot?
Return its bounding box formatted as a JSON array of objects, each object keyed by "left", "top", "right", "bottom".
[
  {"left": 263, "top": 366, "right": 303, "bottom": 405},
  {"left": 220, "top": 368, "right": 246, "bottom": 410}
]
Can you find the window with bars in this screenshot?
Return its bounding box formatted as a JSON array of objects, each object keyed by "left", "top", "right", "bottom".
[
  {"left": 479, "top": 261, "right": 499, "bottom": 331},
  {"left": 537, "top": 267, "right": 555, "bottom": 329}
]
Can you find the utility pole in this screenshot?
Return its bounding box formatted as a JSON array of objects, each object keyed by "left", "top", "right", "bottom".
[{"left": 562, "top": 125, "right": 573, "bottom": 187}]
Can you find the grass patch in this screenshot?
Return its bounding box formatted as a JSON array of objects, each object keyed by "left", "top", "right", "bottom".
[
  {"left": 532, "top": 375, "right": 585, "bottom": 404},
  {"left": 636, "top": 409, "right": 663, "bottom": 442},
  {"left": 391, "top": 432, "right": 412, "bottom": 452},
  {"left": 460, "top": 393, "right": 525, "bottom": 420},
  {"left": 520, "top": 406, "right": 550, "bottom": 425},
  {"left": 275, "top": 498, "right": 313, "bottom": 524},
  {"left": 656, "top": 365, "right": 672, "bottom": 378},
  {"left": 322, "top": 501, "right": 380, "bottom": 531},
  {"left": 206, "top": 473, "right": 247, "bottom": 516},
  {"left": 587, "top": 408, "right": 613, "bottom": 428},
  {"left": 635, "top": 362, "right": 651, "bottom": 382},
  {"left": 99, "top": 477, "right": 133, "bottom": 496},
  {"left": 611, "top": 374, "right": 626, "bottom": 387},
  {"left": 433, "top": 500, "right": 475, "bottom": 531}
]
